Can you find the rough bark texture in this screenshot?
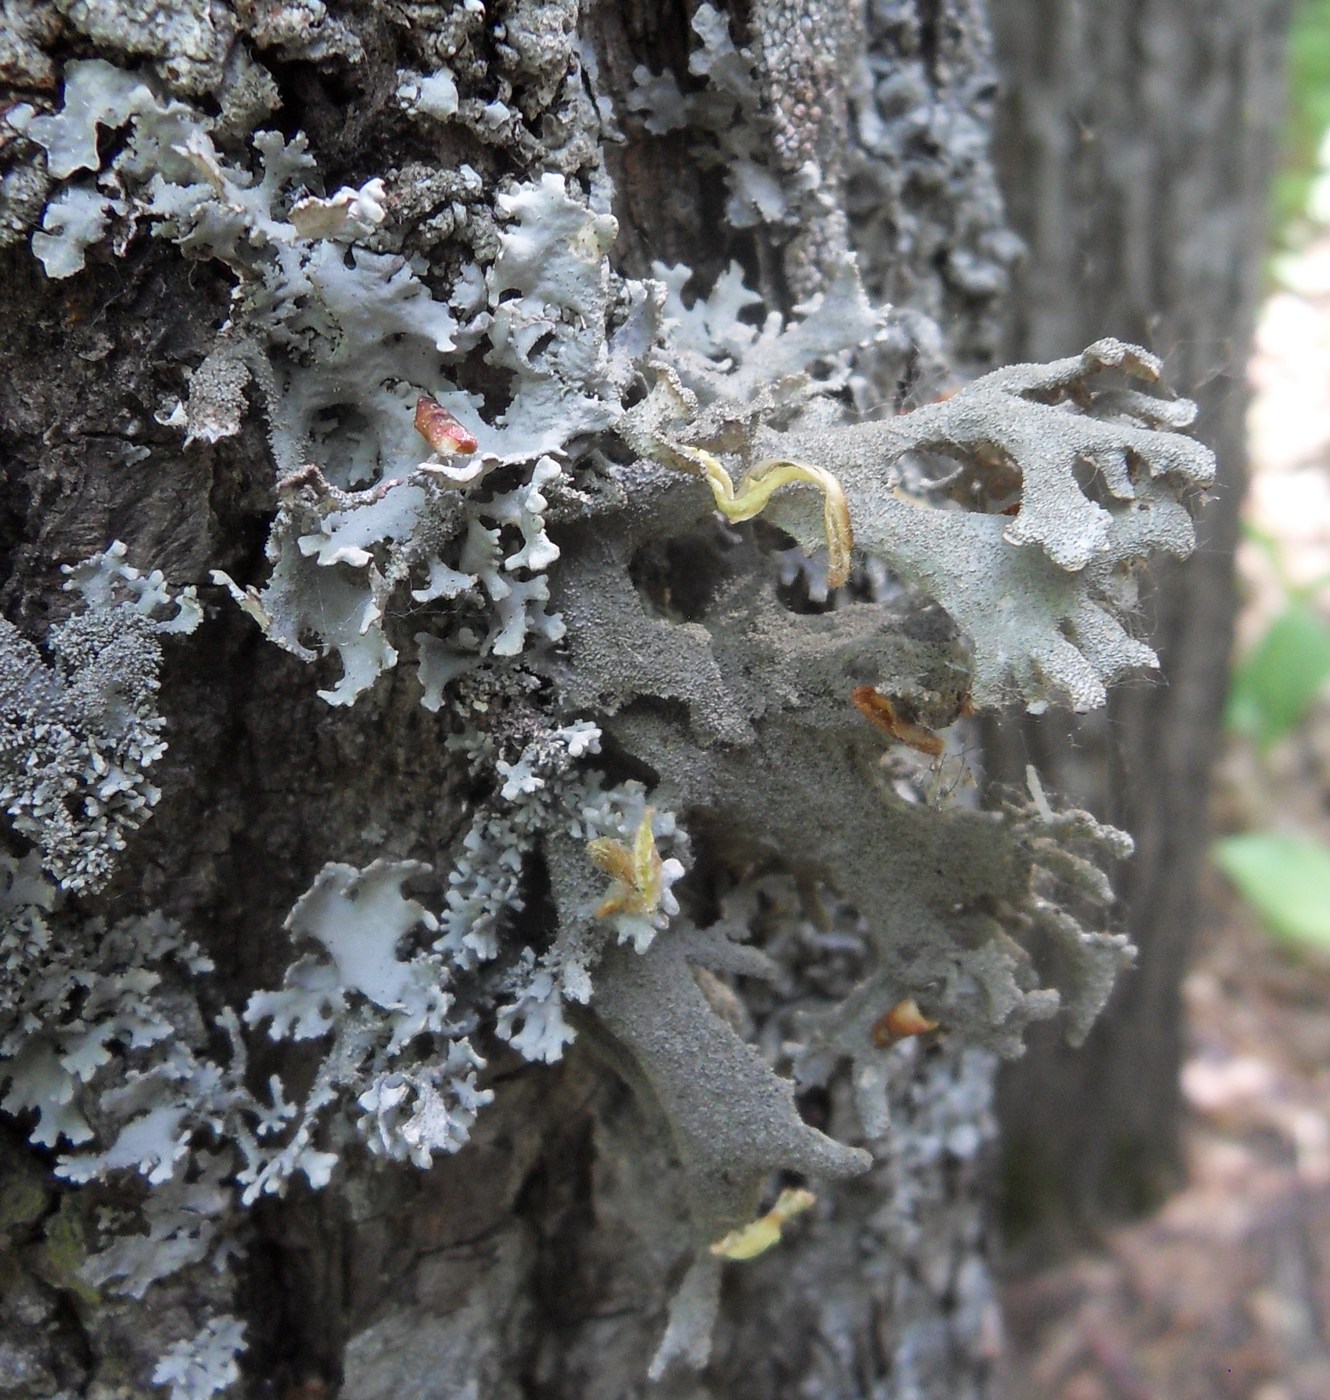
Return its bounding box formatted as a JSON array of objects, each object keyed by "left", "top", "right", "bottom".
[
  {"left": 0, "top": 2, "right": 1268, "bottom": 1398},
  {"left": 988, "top": 0, "right": 1293, "bottom": 1256}
]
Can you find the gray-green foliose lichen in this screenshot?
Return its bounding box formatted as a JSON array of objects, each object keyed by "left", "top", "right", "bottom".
[{"left": 0, "top": 8, "right": 1213, "bottom": 1395}]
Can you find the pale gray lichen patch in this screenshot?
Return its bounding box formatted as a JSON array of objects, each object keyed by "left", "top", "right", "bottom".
[
  {"left": 152, "top": 1317, "right": 248, "bottom": 1400},
  {"left": 0, "top": 854, "right": 253, "bottom": 1390},
  {"left": 624, "top": 264, "right": 1213, "bottom": 711},
  {"left": 761, "top": 340, "right": 1214, "bottom": 709},
  {"left": 8, "top": 66, "right": 656, "bottom": 711},
  {"left": 628, "top": 3, "right": 791, "bottom": 237},
  {"left": 53, "top": 0, "right": 234, "bottom": 95},
  {"left": 0, "top": 543, "right": 199, "bottom": 893},
  {"left": 845, "top": 0, "right": 1024, "bottom": 373}
]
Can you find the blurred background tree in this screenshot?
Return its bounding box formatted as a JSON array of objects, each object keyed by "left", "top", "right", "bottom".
[{"left": 989, "top": 1, "right": 1294, "bottom": 1258}]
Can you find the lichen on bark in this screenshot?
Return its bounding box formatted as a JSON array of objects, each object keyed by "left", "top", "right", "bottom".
[{"left": 0, "top": 2, "right": 1215, "bottom": 1397}]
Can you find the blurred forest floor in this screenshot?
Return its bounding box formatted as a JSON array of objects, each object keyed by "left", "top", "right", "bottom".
[{"left": 998, "top": 234, "right": 1330, "bottom": 1400}]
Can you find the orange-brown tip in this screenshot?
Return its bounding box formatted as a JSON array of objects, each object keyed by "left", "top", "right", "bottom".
[
  {"left": 850, "top": 686, "right": 945, "bottom": 757},
  {"left": 871, "top": 997, "right": 940, "bottom": 1046},
  {"left": 415, "top": 396, "right": 479, "bottom": 455}
]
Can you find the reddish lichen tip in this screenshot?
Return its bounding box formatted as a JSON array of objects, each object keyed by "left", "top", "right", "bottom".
[{"left": 414, "top": 395, "right": 479, "bottom": 455}]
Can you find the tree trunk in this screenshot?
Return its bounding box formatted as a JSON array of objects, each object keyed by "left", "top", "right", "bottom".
[
  {"left": 996, "top": 0, "right": 1293, "bottom": 1265},
  {"left": 0, "top": 2, "right": 1274, "bottom": 1398},
  {"left": 987, "top": 0, "right": 1293, "bottom": 1258}
]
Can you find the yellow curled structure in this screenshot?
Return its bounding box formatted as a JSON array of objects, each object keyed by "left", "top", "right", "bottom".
[{"left": 675, "top": 444, "right": 855, "bottom": 589}]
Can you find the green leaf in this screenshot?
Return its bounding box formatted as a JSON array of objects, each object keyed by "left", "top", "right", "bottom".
[
  {"left": 1226, "top": 600, "right": 1330, "bottom": 747},
  {"left": 1215, "top": 831, "right": 1330, "bottom": 950}
]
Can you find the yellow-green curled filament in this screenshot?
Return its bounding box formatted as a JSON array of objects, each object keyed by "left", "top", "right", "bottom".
[{"left": 676, "top": 445, "right": 855, "bottom": 589}]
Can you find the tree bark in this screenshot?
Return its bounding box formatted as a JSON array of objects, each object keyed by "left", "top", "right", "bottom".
[
  {"left": 0, "top": 1, "right": 1285, "bottom": 1397},
  {"left": 988, "top": 0, "right": 1292, "bottom": 1256}
]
